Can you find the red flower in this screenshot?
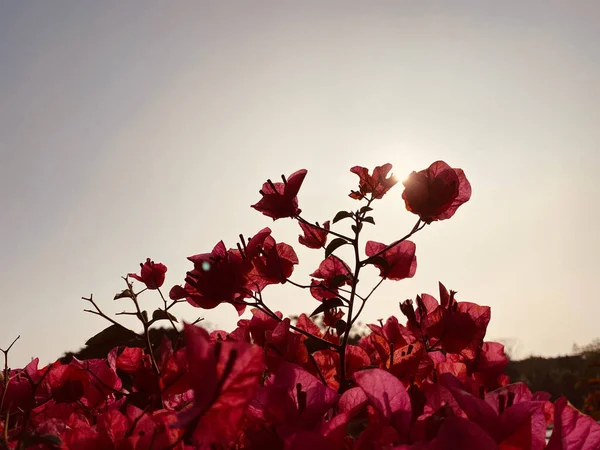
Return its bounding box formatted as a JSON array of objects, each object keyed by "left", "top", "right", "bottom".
[
  {"left": 436, "top": 374, "right": 554, "bottom": 449},
  {"left": 170, "top": 241, "right": 252, "bottom": 314},
  {"left": 43, "top": 358, "right": 122, "bottom": 408},
  {"left": 248, "top": 308, "right": 283, "bottom": 347},
  {"left": 298, "top": 220, "right": 330, "bottom": 249},
  {"left": 175, "top": 323, "right": 264, "bottom": 448},
  {"left": 252, "top": 169, "right": 308, "bottom": 220},
  {"left": 263, "top": 318, "right": 309, "bottom": 371},
  {"left": 442, "top": 301, "right": 491, "bottom": 358},
  {"left": 401, "top": 284, "right": 492, "bottom": 359},
  {"left": 402, "top": 161, "right": 471, "bottom": 223},
  {"left": 0, "top": 359, "right": 40, "bottom": 414},
  {"left": 309, "top": 256, "right": 353, "bottom": 301},
  {"left": 365, "top": 240, "right": 417, "bottom": 281},
  {"left": 323, "top": 307, "right": 344, "bottom": 328},
  {"left": 349, "top": 163, "right": 398, "bottom": 200},
  {"left": 354, "top": 368, "right": 412, "bottom": 442},
  {"left": 262, "top": 362, "right": 339, "bottom": 432},
  {"left": 248, "top": 235, "right": 299, "bottom": 290},
  {"left": 128, "top": 258, "right": 167, "bottom": 290},
  {"left": 549, "top": 397, "right": 600, "bottom": 450},
  {"left": 244, "top": 227, "right": 272, "bottom": 258}
]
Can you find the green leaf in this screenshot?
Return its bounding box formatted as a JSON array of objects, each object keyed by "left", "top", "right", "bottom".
[
  {"left": 85, "top": 324, "right": 137, "bottom": 347},
  {"left": 332, "top": 210, "right": 353, "bottom": 224},
  {"left": 113, "top": 289, "right": 133, "bottom": 300},
  {"left": 325, "top": 238, "right": 348, "bottom": 258},
  {"left": 351, "top": 223, "right": 363, "bottom": 234},
  {"left": 151, "top": 309, "right": 178, "bottom": 323},
  {"left": 309, "top": 298, "right": 344, "bottom": 317},
  {"left": 362, "top": 216, "right": 375, "bottom": 225},
  {"left": 135, "top": 310, "right": 149, "bottom": 323},
  {"left": 304, "top": 336, "right": 333, "bottom": 353},
  {"left": 357, "top": 364, "right": 379, "bottom": 371},
  {"left": 335, "top": 319, "right": 347, "bottom": 336},
  {"left": 347, "top": 415, "right": 369, "bottom": 439},
  {"left": 330, "top": 274, "right": 350, "bottom": 289},
  {"left": 364, "top": 256, "right": 390, "bottom": 273},
  {"left": 22, "top": 433, "right": 62, "bottom": 448}
]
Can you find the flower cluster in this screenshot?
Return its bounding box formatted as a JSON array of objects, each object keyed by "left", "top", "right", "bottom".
[{"left": 1, "top": 161, "right": 597, "bottom": 449}]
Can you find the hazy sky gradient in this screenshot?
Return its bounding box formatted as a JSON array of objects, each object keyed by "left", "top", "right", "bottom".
[{"left": 1, "top": 1, "right": 599, "bottom": 367}]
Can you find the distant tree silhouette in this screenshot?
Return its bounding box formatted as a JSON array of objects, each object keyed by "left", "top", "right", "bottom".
[
  {"left": 60, "top": 326, "right": 182, "bottom": 363},
  {"left": 505, "top": 342, "right": 600, "bottom": 413}
]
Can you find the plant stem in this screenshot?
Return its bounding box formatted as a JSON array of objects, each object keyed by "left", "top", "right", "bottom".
[
  {"left": 125, "top": 280, "right": 160, "bottom": 375},
  {"left": 83, "top": 294, "right": 126, "bottom": 329},
  {"left": 351, "top": 278, "right": 384, "bottom": 327},
  {"left": 338, "top": 198, "right": 373, "bottom": 392},
  {"left": 157, "top": 287, "right": 180, "bottom": 334}
]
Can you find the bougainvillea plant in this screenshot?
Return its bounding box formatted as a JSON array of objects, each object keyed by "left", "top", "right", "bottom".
[{"left": 1, "top": 160, "right": 599, "bottom": 449}]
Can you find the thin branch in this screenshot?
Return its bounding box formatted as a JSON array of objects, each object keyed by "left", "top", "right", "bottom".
[
  {"left": 0, "top": 336, "right": 20, "bottom": 356},
  {"left": 351, "top": 278, "right": 384, "bottom": 326},
  {"left": 337, "top": 197, "right": 377, "bottom": 392},
  {"left": 165, "top": 299, "right": 184, "bottom": 311},
  {"left": 338, "top": 216, "right": 361, "bottom": 392},
  {"left": 123, "top": 278, "right": 160, "bottom": 376},
  {"left": 309, "top": 353, "right": 328, "bottom": 386},
  {"left": 157, "top": 287, "right": 180, "bottom": 335},
  {"left": 338, "top": 286, "right": 365, "bottom": 302},
  {"left": 82, "top": 294, "right": 124, "bottom": 329},
  {"left": 360, "top": 219, "right": 426, "bottom": 266},
  {"left": 1, "top": 335, "right": 20, "bottom": 425}
]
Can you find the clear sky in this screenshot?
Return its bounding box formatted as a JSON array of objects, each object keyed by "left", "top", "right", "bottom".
[{"left": 1, "top": 1, "right": 599, "bottom": 367}]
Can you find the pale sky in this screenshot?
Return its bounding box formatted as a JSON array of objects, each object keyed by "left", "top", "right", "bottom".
[{"left": 1, "top": 1, "right": 599, "bottom": 367}]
